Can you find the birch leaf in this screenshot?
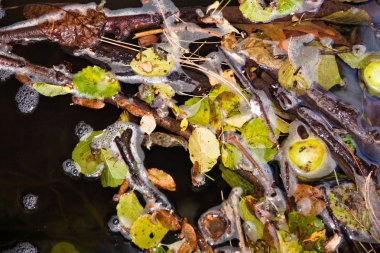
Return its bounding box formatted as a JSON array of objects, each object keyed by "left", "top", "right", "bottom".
[
  {"left": 131, "top": 48, "right": 174, "bottom": 77},
  {"left": 130, "top": 214, "right": 169, "bottom": 249},
  {"left": 316, "top": 55, "right": 342, "bottom": 90},
  {"left": 117, "top": 191, "right": 144, "bottom": 228},
  {"left": 321, "top": 8, "right": 371, "bottom": 25},
  {"left": 100, "top": 149, "right": 127, "bottom": 188},
  {"left": 189, "top": 127, "right": 220, "bottom": 173},
  {"left": 33, "top": 82, "right": 72, "bottom": 97}
]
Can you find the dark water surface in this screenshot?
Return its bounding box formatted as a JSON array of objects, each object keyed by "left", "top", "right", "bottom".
[
  {"left": 0, "top": 0, "right": 229, "bottom": 252},
  {"left": 0, "top": 0, "right": 379, "bottom": 253}
]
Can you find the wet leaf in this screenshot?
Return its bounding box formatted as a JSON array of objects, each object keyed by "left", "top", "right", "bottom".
[
  {"left": 341, "top": 134, "right": 356, "bottom": 151},
  {"left": 100, "top": 149, "right": 127, "bottom": 188},
  {"left": 221, "top": 143, "right": 242, "bottom": 170},
  {"left": 240, "top": 196, "right": 264, "bottom": 240},
  {"left": 241, "top": 34, "right": 284, "bottom": 70},
  {"left": 72, "top": 66, "right": 120, "bottom": 99},
  {"left": 72, "top": 130, "right": 103, "bottom": 175},
  {"left": 241, "top": 118, "right": 274, "bottom": 149},
  {"left": 130, "top": 214, "right": 169, "bottom": 249},
  {"left": 148, "top": 168, "right": 176, "bottom": 191},
  {"left": 117, "top": 191, "right": 144, "bottom": 228},
  {"left": 338, "top": 50, "right": 380, "bottom": 69},
  {"left": 316, "top": 55, "right": 343, "bottom": 90},
  {"left": 321, "top": 7, "right": 371, "bottom": 25},
  {"left": 33, "top": 82, "right": 72, "bottom": 97},
  {"left": 183, "top": 97, "right": 210, "bottom": 126},
  {"left": 288, "top": 211, "right": 326, "bottom": 252},
  {"left": 278, "top": 59, "right": 310, "bottom": 95},
  {"left": 146, "top": 132, "right": 188, "bottom": 150},
  {"left": 239, "top": 0, "right": 272, "bottom": 23},
  {"left": 277, "top": 230, "right": 304, "bottom": 253},
  {"left": 189, "top": 127, "right": 220, "bottom": 173},
  {"left": 219, "top": 165, "right": 255, "bottom": 195},
  {"left": 293, "top": 184, "right": 325, "bottom": 216},
  {"left": 51, "top": 242, "right": 80, "bottom": 253},
  {"left": 140, "top": 114, "right": 157, "bottom": 135},
  {"left": 131, "top": 48, "right": 174, "bottom": 77}
]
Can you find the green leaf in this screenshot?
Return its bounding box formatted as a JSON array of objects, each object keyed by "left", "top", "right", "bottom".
[
  {"left": 33, "top": 82, "right": 72, "bottom": 97},
  {"left": 130, "top": 214, "right": 169, "bottom": 249},
  {"left": 72, "top": 66, "right": 121, "bottom": 99},
  {"left": 51, "top": 242, "right": 80, "bottom": 253},
  {"left": 341, "top": 134, "right": 356, "bottom": 151},
  {"left": 100, "top": 149, "right": 127, "bottom": 188},
  {"left": 321, "top": 8, "right": 371, "bottom": 25},
  {"left": 241, "top": 118, "right": 273, "bottom": 149},
  {"left": 338, "top": 51, "right": 380, "bottom": 69},
  {"left": 288, "top": 211, "right": 326, "bottom": 252},
  {"left": 219, "top": 164, "right": 255, "bottom": 195},
  {"left": 117, "top": 191, "right": 144, "bottom": 228},
  {"left": 278, "top": 59, "right": 311, "bottom": 95},
  {"left": 72, "top": 130, "right": 103, "bottom": 175},
  {"left": 277, "top": 230, "right": 303, "bottom": 253},
  {"left": 316, "top": 55, "right": 342, "bottom": 90},
  {"left": 277, "top": 0, "right": 302, "bottom": 14},
  {"left": 131, "top": 48, "right": 174, "bottom": 77},
  {"left": 184, "top": 97, "right": 211, "bottom": 126},
  {"left": 239, "top": 0, "right": 272, "bottom": 23},
  {"left": 153, "top": 83, "right": 175, "bottom": 98},
  {"left": 189, "top": 127, "right": 220, "bottom": 173},
  {"left": 221, "top": 143, "right": 241, "bottom": 170},
  {"left": 239, "top": 196, "right": 264, "bottom": 240},
  {"left": 362, "top": 60, "right": 380, "bottom": 97}
]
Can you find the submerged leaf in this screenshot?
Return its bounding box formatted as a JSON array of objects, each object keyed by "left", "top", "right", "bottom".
[
  {"left": 117, "top": 191, "right": 144, "bottom": 228},
  {"left": 278, "top": 59, "right": 310, "bottom": 95},
  {"left": 130, "top": 214, "right": 169, "bottom": 249},
  {"left": 73, "top": 66, "right": 120, "bottom": 99},
  {"left": 189, "top": 127, "right": 220, "bottom": 173},
  {"left": 100, "top": 149, "right": 127, "bottom": 188},
  {"left": 288, "top": 211, "right": 326, "bottom": 252},
  {"left": 146, "top": 132, "right": 188, "bottom": 150},
  {"left": 241, "top": 117, "right": 274, "bottom": 149},
  {"left": 240, "top": 196, "right": 264, "bottom": 240},
  {"left": 219, "top": 165, "right": 255, "bottom": 195},
  {"left": 131, "top": 48, "right": 174, "bottom": 77},
  {"left": 183, "top": 97, "right": 211, "bottom": 126},
  {"left": 316, "top": 55, "right": 342, "bottom": 90},
  {"left": 72, "top": 130, "right": 103, "bottom": 175},
  {"left": 33, "top": 82, "right": 72, "bottom": 97},
  {"left": 51, "top": 242, "right": 80, "bottom": 253},
  {"left": 321, "top": 7, "right": 371, "bottom": 25}
]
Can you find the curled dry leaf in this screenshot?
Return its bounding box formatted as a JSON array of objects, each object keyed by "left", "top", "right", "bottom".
[
  {"left": 140, "top": 114, "right": 157, "bottom": 135},
  {"left": 147, "top": 168, "right": 176, "bottom": 191},
  {"left": 151, "top": 209, "right": 181, "bottom": 231},
  {"left": 72, "top": 96, "right": 105, "bottom": 109},
  {"left": 293, "top": 184, "right": 325, "bottom": 216},
  {"left": 179, "top": 218, "right": 197, "bottom": 251}
]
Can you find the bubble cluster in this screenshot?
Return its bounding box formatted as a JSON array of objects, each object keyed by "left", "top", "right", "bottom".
[
  {"left": 10, "top": 242, "right": 38, "bottom": 253},
  {"left": 62, "top": 159, "right": 80, "bottom": 178},
  {"left": 74, "top": 121, "right": 93, "bottom": 139},
  {"left": 15, "top": 85, "right": 39, "bottom": 114},
  {"left": 22, "top": 193, "right": 38, "bottom": 211},
  {"left": 107, "top": 215, "right": 121, "bottom": 232}
]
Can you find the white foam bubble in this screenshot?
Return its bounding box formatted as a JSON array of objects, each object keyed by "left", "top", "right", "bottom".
[
  {"left": 75, "top": 121, "right": 93, "bottom": 139},
  {"left": 15, "top": 85, "right": 39, "bottom": 114},
  {"left": 14, "top": 242, "right": 38, "bottom": 253},
  {"left": 107, "top": 215, "right": 121, "bottom": 232},
  {"left": 22, "top": 194, "right": 38, "bottom": 211},
  {"left": 62, "top": 159, "right": 80, "bottom": 178}
]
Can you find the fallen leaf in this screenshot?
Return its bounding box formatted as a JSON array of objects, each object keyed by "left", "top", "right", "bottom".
[
  {"left": 148, "top": 168, "right": 176, "bottom": 191},
  {"left": 140, "top": 114, "right": 157, "bottom": 135}
]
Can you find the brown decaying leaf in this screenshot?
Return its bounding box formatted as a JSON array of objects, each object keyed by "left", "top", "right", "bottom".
[
  {"left": 151, "top": 209, "right": 181, "bottom": 231},
  {"left": 293, "top": 184, "right": 326, "bottom": 216},
  {"left": 72, "top": 96, "right": 105, "bottom": 109},
  {"left": 147, "top": 168, "right": 176, "bottom": 191},
  {"left": 179, "top": 218, "right": 197, "bottom": 251},
  {"left": 234, "top": 21, "right": 349, "bottom": 50}
]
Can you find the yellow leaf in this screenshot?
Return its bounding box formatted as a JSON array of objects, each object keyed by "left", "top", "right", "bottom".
[{"left": 180, "top": 118, "right": 189, "bottom": 131}]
